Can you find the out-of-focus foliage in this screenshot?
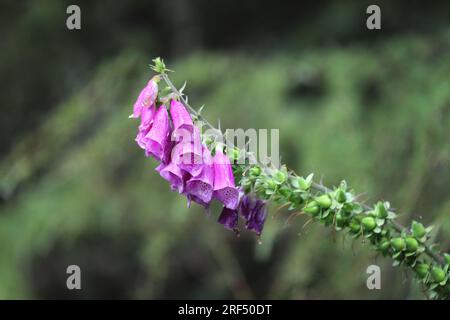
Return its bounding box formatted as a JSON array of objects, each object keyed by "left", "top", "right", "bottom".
[{"left": 0, "top": 0, "right": 449, "bottom": 299}]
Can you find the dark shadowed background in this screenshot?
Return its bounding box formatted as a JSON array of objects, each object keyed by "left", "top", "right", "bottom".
[{"left": 0, "top": 0, "right": 449, "bottom": 299}]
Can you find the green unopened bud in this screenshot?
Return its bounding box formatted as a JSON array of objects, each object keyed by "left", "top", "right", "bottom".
[
  {"left": 335, "top": 189, "right": 346, "bottom": 203},
  {"left": 415, "top": 263, "right": 430, "bottom": 279},
  {"left": 229, "top": 148, "right": 240, "bottom": 161},
  {"left": 273, "top": 170, "right": 287, "bottom": 185},
  {"left": 335, "top": 213, "right": 345, "bottom": 227},
  {"left": 431, "top": 266, "right": 446, "bottom": 283},
  {"left": 266, "top": 179, "right": 277, "bottom": 190},
  {"left": 379, "top": 240, "right": 390, "bottom": 253},
  {"left": 391, "top": 238, "right": 406, "bottom": 251},
  {"left": 278, "top": 187, "right": 291, "bottom": 198},
  {"left": 304, "top": 201, "right": 320, "bottom": 216},
  {"left": 375, "top": 202, "right": 388, "bottom": 219},
  {"left": 349, "top": 220, "right": 361, "bottom": 233},
  {"left": 405, "top": 237, "right": 419, "bottom": 252},
  {"left": 315, "top": 195, "right": 332, "bottom": 209},
  {"left": 361, "top": 216, "right": 376, "bottom": 231},
  {"left": 249, "top": 166, "right": 261, "bottom": 177},
  {"left": 412, "top": 221, "right": 426, "bottom": 238}
]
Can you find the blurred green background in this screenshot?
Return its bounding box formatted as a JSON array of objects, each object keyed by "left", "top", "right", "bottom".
[{"left": 0, "top": 0, "right": 449, "bottom": 299}]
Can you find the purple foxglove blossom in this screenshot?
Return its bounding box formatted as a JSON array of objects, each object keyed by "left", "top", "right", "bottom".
[
  {"left": 185, "top": 193, "right": 211, "bottom": 216},
  {"left": 240, "top": 194, "right": 268, "bottom": 236},
  {"left": 170, "top": 99, "right": 194, "bottom": 142},
  {"left": 132, "top": 77, "right": 158, "bottom": 118},
  {"left": 171, "top": 127, "right": 204, "bottom": 176},
  {"left": 185, "top": 147, "right": 214, "bottom": 204},
  {"left": 218, "top": 207, "right": 238, "bottom": 231},
  {"left": 156, "top": 161, "right": 188, "bottom": 193},
  {"left": 135, "top": 106, "right": 156, "bottom": 150},
  {"left": 143, "top": 105, "right": 171, "bottom": 161},
  {"left": 212, "top": 149, "right": 239, "bottom": 210}
]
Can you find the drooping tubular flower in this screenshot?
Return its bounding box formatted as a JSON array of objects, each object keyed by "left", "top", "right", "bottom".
[
  {"left": 218, "top": 207, "right": 239, "bottom": 231},
  {"left": 171, "top": 126, "right": 204, "bottom": 177},
  {"left": 240, "top": 194, "right": 268, "bottom": 235},
  {"left": 135, "top": 105, "right": 156, "bottom": 151},
  {"left": 143, "top": 105, "right": 171, "bottom": 162},
  {"left": 170, "top": 99, "right": 194, "bottom": 141},
  {"left": 132, "top": 76, "right": 159, "bottom": 118},
  {"left": 155, "top": 161, "right": 188, "bottom": 194},
  {"left": 212, "top": 148, "right": 239, "bottom": 210},
  {"left": 185, "top": 146, "right": 214, "bottom": 204}
]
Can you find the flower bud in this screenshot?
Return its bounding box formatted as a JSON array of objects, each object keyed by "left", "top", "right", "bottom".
[
  {"left": 335, "top": 213, "right": 345, "bottom": 228},
  {"left": 315, "top": 194, "right": 332, "bottom": 209},
  {"left": 412, "top": 221, "right": 426, "bottom": 238},
  {"left": 405, "top": 237, "right": 419, "bottom": 252},
  {"left": 249, "top": 166, "right": 261, "bottom": 177},
  {"left": 361, "top": 216, "right": 376, "bottom": 231},
  {"left": 273, "top": 170, "right": 287, "bottom": 185},
  {"left": 415, "top": 263, "right": 430, "bottom": 279},
  {"left": 303, "top": 201, "right": 320, "bottom": 216},
  {"left": 375, "top": 202, "right": 388, "bottom": 219},
  {"left": 349, "top": 220, "right": 361, "bottom": 233},
  {"left": 379, "top": 240, "right": 390, "bottom": 253},
  {"left": 391, "top": 237, "right": 406, "bottom": 251},
  {"left": 335, "top": 189, "right": 346, "bottom": 203},
  {"left": 431, "top": 266, "right": 446, "bottom": 283}
]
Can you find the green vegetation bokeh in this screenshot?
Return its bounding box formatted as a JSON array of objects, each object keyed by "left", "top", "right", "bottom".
[{"left": 0, "top": 0, "right": 449, "bottom": 299}]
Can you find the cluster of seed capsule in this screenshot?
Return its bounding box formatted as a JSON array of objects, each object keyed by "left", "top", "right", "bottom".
[{"left": 239, "top": 164, "right": 450, "bottom": 299}]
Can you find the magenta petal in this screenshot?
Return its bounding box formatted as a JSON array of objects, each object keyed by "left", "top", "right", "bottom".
[
  {"left": 133, "top": 78, "right": 158, "bottom": 118},
  {"left": 143, "top": 105, "right": 171, "bottom": 161},
  {"left": 171, "top": 131, "right": 204, "bottom": 176},
  {"left": 135, "top": 105, "right": 156, "bottom": 151},
  {"left": 170, "top": 99, "right": 194, "bottom": 142},
  {"left": 139, "top": 105, "right": 155, "bottom": 131},
  {"left": 239, "top": 194, "right": 268, "bottom": 236},
  {"left": 156, "top": 162, "right": 186, "bottom": 193},
  {"left": 185, "top": 160, "right": 213, "bottom": 203},
  {"left": 212, "top": 149, "right": 239, "bottom": 209},
  {"left": 218, "top": 207, "right": 238, "bottom": 230}
]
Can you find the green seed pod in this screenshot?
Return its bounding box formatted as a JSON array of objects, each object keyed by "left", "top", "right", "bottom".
[
  {"left": 361, "top": 217, "right": 376, "bottom": 231},
  {"left": 431, "top": 266, "right": 446, "bottom": 283},
  {"left": 391, "top": 237, "right": 406, "bottom": 251},
  {"left": 303, "top": 201, "right": 320, "bottom": 216},
  {"left": 375, "top": 202, "right": 388, "bottom": 219},
  {"left": 415, "top": 263, "right": 430, "bottom": 279},
  {"left": 335, "top": 189, "right": 346, "bottom": 203},
  {"left": 405, "top": 237, "right": 419, "bottom": 252},
  {"left": 315, "top": 195, "right": 332, "bottom": 209},
  {"left": 349, "top": 220, "right": 361, "bottom": 233},
  {"left": 412, "top": 221, "right": 426, "bottom": 238}
]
